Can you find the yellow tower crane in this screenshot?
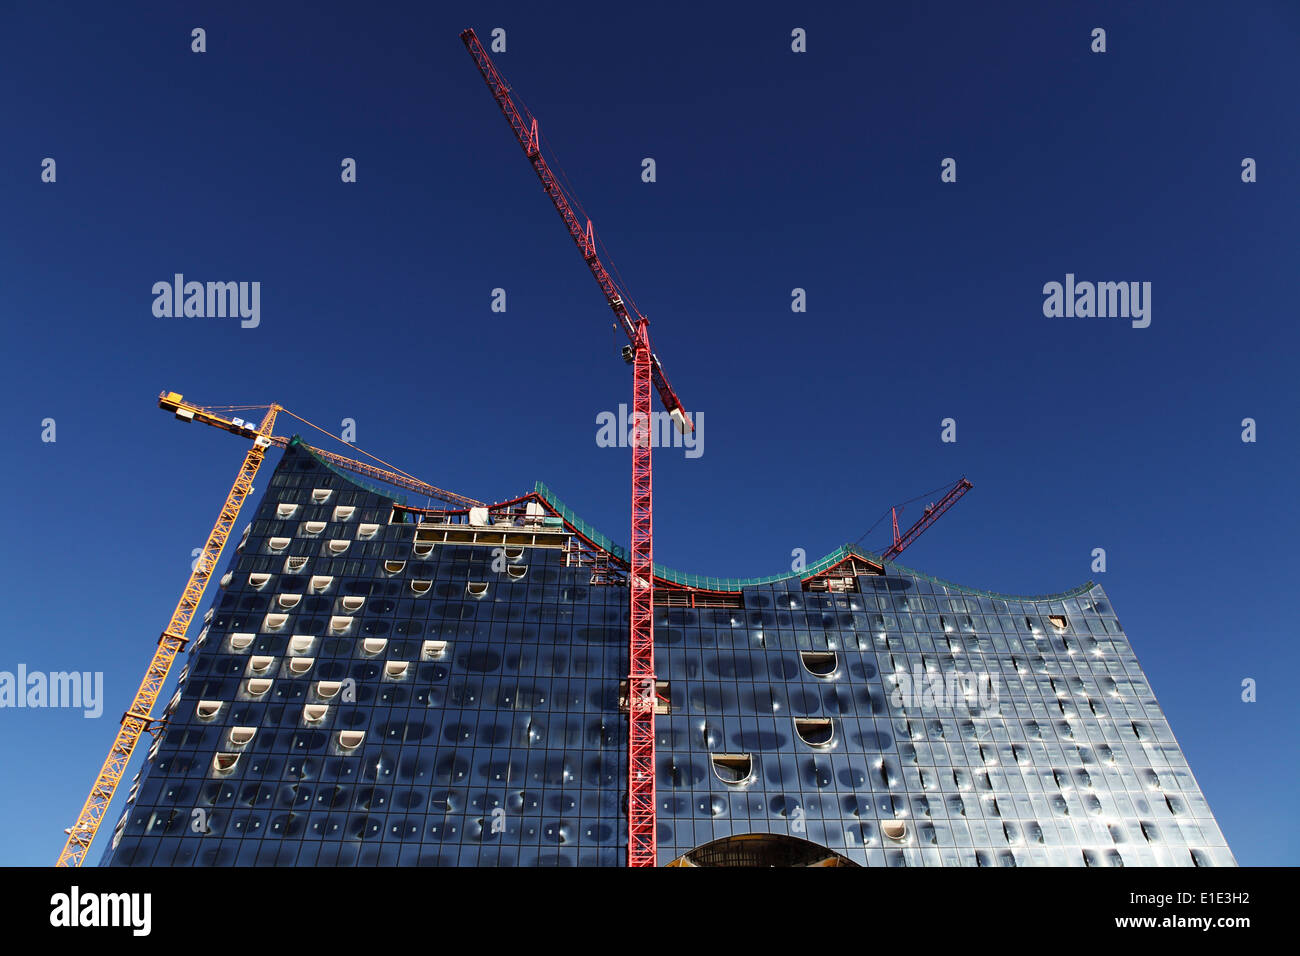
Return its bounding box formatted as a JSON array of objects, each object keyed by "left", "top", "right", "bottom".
[{"left": 55, "top": 391, "right": 482, "bottom": 866}]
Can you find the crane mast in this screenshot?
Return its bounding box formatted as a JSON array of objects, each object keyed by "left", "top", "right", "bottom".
[
  {"left": 626, "top": 320, "right": 656, "bottom": 866},
  {"left": 461, "top": 27, "right": 685, "bottom": 866},
  {"left": 56, "top": 404, "right": 280, "bottom": 867}
]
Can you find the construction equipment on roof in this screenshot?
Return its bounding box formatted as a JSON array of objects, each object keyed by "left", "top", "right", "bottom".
[{"left": 883, "top": 477, "right": 973, "bottom": 561}]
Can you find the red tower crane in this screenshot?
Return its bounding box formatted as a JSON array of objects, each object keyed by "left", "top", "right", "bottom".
[
  {"left": 882, "top": 477, "right": 973, "bottom": 561},
  {"left": 461, "top": 28, "right": 690, "bottom": 867}
]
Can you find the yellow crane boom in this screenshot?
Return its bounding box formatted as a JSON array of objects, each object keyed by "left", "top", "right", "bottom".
[
  {"left": 157, "top": 392, "right": 485, "bottom": 509},
  {"left": 56, "top": 402, "right": 279, "bottom": 866},
  {"left": 56, "top": 391, "right": 483, "bottom": 866}
]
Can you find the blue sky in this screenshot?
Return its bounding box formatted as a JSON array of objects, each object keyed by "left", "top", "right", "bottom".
[{"left": 1, "top": 1, "right": 1296, "bottom": 866}]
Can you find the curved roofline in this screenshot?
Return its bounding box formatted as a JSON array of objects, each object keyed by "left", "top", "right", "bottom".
[
  {"left": 870, "top": 548, "right": 1097, "bottom": 602},
  {"left": 279, "top": 449, "right": 1093, "bottom": 602},
  {"left": 289, "top": 437, "right": 409, "bottom": 505},
  {"left": 532, "top": 482, "right": 1095, "bottom": 602}
]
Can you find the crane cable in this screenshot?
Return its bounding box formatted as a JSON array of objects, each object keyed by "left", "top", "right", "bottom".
[
  {"left": 514, "top": 81, "right": 646, "bottom": 324},
  {"left": 853, "top": 477, "right": 966, "bottom": 551},
  {"left": 276, "top": 408, "right": 426, "bottom": 484},
  {"left": 201, "top": 402, "right": 430, "bottom": 487}
]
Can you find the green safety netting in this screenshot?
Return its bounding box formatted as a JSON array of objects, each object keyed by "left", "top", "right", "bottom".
[
  {"left": 291, "top": 437, "right": 409, "bottom": 506},
  {"left": 533, "top": 480, "right": 1095, "bottom": 601},
  {"left": 275, "top": 449, "right": 1092, "bottom": 601}
]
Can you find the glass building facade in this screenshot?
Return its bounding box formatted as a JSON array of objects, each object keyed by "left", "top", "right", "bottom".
[{"left": 101, "top": 440, "right": 1233, "bottom": 866}]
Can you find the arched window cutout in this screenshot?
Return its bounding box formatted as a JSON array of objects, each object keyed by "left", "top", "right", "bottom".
[
  {"left": 410, "top": 580, "right": 432, "bottom": 595},
  {"left": 504, "top": 546, "right": 524, "bottom": 560},
  {"left": 249, "top": 656, "right": 275, "bottom": 675},
  {"left": 288, "top": 657, "right": 315, "bottom": 675},
  {"left": 362, "top": 638, "right": 387, "bottom": 655},
  {"left": 288, "top": 635, "right": 314, "bottom": 654},
  {"left": 229, "top": 634, "right": 254, "bottom": 651},
  {"left": 264, "top": 613, "right": 288, "bottom": 631},
  {"left": 310, "top": 575, "right": 333, "bottom": 593},
  {"left": 413, "top": 542, "right": 434, "bottom": 557},
  {"left": 311, "top": 488, "right": 332, "bottom": 503},
  {"left": 357, "top": 523, "right": 379, "bottom": 540},
  {"left": 219, "top": 572, "right": 233, "bottom": 588},
  {"left": 304, "top": 521, "right": 326, "bottom": 535},
  {"left": 467, "top": 582, "right": 488, "bottom": 598},
  {"left": 213, "top": 753, "right": 241, "bottom": 773},
  {"left": 277, "top": 593, "right": 301, "bottom": 609},
  {"left": 800, "top": 651, "right": 838, "bottom": 677},
  {"left": 316, "top": 681, "right": 342, "bottom": 699},
  {"left": 333, "top": 506, "right": 355, "bottom": 521},
  {"left": 795, "top": 718, "right": 835, "bottom": 747},
  {"left": 229, "top": 727, "right": 257, "bottom": 745},
  {"left": 421, "top": 640, "right": 447, "bottom": 659},
  {"left": 507, "top": 565, "right": 528, "bottom": 580},
  {"left": 669, "top": 833, "right": 860, "bottom": 868},
  {"left": 710, "top": 754, "right": 753, "bottom": 785},
  {"left": 248, "top": 574, "right": 271, "bottom": 590},
  {"left": 303, "top": 704, "right": 329, "bottom": 723},
  {"left": 881, "top": 820, "right": 908, "bottom": 842},
  {"left": 268, "top": 537, "right": 291, "bottom": 553},
  {"left": 338, "top": 730, "right": 365, "bottom": 750},
  {"left": 196, "top": 700, "right": 223, "bottom": 720},
  {"left": 246, "top": 679, "right": 273, "bottom": 697},
  {"left": 329, "top": 616, "right": 353, "bottom": 634},
  {"left": 341, "top": 596, "right": 365, "bottom": 612},
  {"left": 285, "top": 556, "right": 308, "bottom": 573},
  {"left": 327, "top": 539, "right": 349, "bottom": 554},
  {"left": 384, "top": 560, "right": 406, "bottom": 574},
  {"left": 1048, "top": 615, "right": 1068, "bottom": 631},
  {"left": 277, "top": 503, "right": 299, "bottom": 518},
  {"left": 384, "top": 661, "right": 409, "bottom": 679}
]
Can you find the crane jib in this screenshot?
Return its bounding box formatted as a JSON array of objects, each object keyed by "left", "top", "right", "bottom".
[
  {"left": 461, "top": 27, "right": 689, "bottom": 424},
  {"left": 461, "top": 25, "right": 691, "bottom": 865}
]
